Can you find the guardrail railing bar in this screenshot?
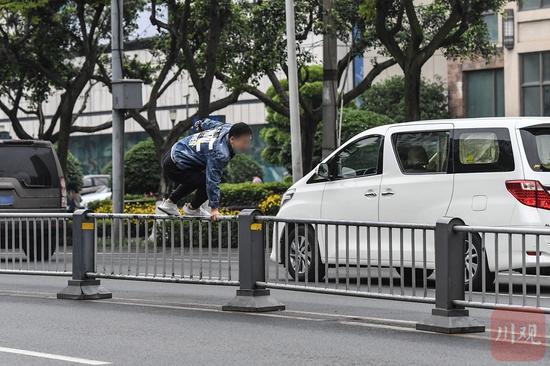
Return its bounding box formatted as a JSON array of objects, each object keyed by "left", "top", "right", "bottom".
[
  {"left": 495, "top": 233, "right": 499, "bottom": 305},
  {"left": 521, "top": 234, "right": 526, "bottom": 307},
  {"left": 255, "top": 215, "right": 434, "bottom": 230},
  {"left": 535, "top": 235, "right": 540, "bottom": 307},
  {"left": 508, "top": 233, "right": 523, "bottom": 305},
  {"left": 356, "top": 225, "right": 360, "bottom": 292}
]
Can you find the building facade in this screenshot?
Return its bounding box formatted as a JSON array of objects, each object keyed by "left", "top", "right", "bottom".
[{"left": 449, "top": 1, "right": 550, "bottom": 118}]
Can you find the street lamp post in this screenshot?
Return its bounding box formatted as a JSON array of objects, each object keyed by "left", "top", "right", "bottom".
[
  {"left": 285, "top": 0, "right": 303, "bottom": 182},
  {"left": 111, "top": 0, "right": 124, "bottom": 215}
]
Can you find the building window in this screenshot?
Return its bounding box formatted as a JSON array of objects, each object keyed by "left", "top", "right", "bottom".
[
  {"left": 521, "top": 52, "right": 550, "bottom": 116},
  {"left": 482, "top": 13, "right": 499, "bottom": 43},
  {"left": 465, "top": 69, "right": 505, "bottom": 118},
  {"left": 520, "top": 0, "right": 550, "bottom": 10}
]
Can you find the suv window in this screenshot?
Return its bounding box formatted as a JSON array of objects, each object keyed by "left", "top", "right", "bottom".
[
  {"left": 0, "top": 145, "right": 59, "bottom": 188},
  {"left": 393, "top": 131, "right": 450, "bottom": 174},
  {"left": 327, "top": 136, "right": 383, "bottom": 179},
  {"left": 520, "top": 127, "right": 550, "bottom": 171},
  {"left": 453, "top": 128, "right": 514, "bottom": 173}
]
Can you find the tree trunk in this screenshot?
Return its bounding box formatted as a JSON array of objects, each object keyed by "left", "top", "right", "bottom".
[
  {"left": 403, "top": 66, "right": 422, "bottom": 122},
  {"left": 56, "top": 105, "right": 74, "bottom": 173},
  {"left": 301, "top": 117, "right": 317, "bottom": 174},
  {"left": 197, "top": 86, "right": 211, "bottom": 119}
]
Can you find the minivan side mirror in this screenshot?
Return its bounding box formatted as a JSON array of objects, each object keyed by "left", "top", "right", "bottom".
[{"left": 317, "top": 162, "right": 330, "bottom": 179}]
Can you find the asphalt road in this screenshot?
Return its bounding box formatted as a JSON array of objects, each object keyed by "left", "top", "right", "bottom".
[{"left": 1, "top": 274, "right": 550, "bottom": 365}]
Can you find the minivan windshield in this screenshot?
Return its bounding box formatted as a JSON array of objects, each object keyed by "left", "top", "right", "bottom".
[
  {"left": 521, "top": 127, "right": 550, "bottom": 172},
  {"left": 0, "top": 145, "right": 59, "bottom": 188}
]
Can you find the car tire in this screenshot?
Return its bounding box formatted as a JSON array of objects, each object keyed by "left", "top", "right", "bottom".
[
  {"left": 465, "top": 233, "right": 494, "bottom": 292},
  {"left": 396, "top": 267, "right": 434, "bottom": 287},
  {"left": 284, "top": 225, "right": 325, "bottom": 282}
]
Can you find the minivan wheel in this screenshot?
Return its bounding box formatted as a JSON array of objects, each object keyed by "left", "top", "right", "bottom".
[
  {"left": 465, "top": 233, "right": 494, "bottom": 291},
  {"left": 396, "top": 268, "right": 434, "bottom": 287},
  {"left": 284, "top": 225, "right": 325, "bottom": 282}
]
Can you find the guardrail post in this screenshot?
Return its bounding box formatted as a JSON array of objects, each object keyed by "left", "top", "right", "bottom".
[
  {"left": 222, "top": 209, "right": 285, "bottom": 312},
  {"left": 416, "top": 217, "right": 484, "bottom": 333},
  {"left": 57, "top": 209, "right": 112, "bottom": 300}
]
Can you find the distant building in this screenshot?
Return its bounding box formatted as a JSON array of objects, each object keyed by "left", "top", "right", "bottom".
[{"left": 448, "top": 1, "right": 550, "bottom": 118}]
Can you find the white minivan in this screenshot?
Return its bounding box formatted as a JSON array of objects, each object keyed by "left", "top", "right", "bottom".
[{"left": 273, "top": 117, "right": 550, "bottom": 290}]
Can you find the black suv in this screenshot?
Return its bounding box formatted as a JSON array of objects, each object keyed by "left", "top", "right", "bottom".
[{"left": 0, "top": 140, "right": 66, "bottom": 260}]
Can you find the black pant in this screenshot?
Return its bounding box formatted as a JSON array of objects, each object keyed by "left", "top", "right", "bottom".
[{"left": 162, "top": 152, "right": 207, "bottom": 208}]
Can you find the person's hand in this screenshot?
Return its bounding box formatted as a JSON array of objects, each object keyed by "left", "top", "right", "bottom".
[{"left": 210, "top": 208, "right": 220, "bottom": 222}]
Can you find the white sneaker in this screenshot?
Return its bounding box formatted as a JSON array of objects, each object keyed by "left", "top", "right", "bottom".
[
  {"left": 182, "top": 203, "right": 210, "bottom": 217},
  {"left": 158, "top": 199, "right": 180, "bottom": 216}
]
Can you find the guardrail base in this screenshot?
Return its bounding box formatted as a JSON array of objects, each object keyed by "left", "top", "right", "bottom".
[
  {"left": 416, "top": 313, "right": 485, "bottom": 334},
  {"left": 222, "top": 289, "right": 285, "bottom": 312},
  {"left": 57, "top": 280, "right": 112, "bottom": 300}
]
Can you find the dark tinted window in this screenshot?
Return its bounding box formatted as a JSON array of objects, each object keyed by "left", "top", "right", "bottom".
[
  {"left": 521, "top": 127, "right": 550, "bottom": 171},
  {"left": 94, "top": 177, "right": 110, "bottom": 187},
  {"left": 0, "top": 146, "right": 59, "bottom": 188},
  {"left": 328, "top": 136, "right": 383, "bottom": 179},
  {"left": 393, "top": 131, "right": 450, "bottom": 174},
  {"left": 453, "top": 128, "right": 514, "bottom": 173}
]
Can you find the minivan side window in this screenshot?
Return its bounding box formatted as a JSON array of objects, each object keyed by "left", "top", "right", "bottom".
[
  {"left": 327, "top": 135, "right": 383, "bottom": 180},
  {"left": 393, "top": 131, "right": 450, "bottom": 174},
  {"left": 453, "top": 128, "right": 514, "bottom": 173},
  {"left": 520, "top": 127, "right": 550, "bottom": 172}
]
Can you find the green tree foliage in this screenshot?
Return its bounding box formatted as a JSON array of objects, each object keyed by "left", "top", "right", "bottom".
[
  {"left": 261, "top": 104, "right": 392, "bottom": 173},
  {"left": 0, "top": 0, "right": 146, "bottom": 170},
  {"left": 223, "top": 154, "right": 263, "bottom": 184},
  {"left": 242, "top": 1, "right": 397, "bottom": 174},
  {"left": 360, "top": 76, "right": 448, "bottom": 122},
  {"left": 65, "top": 152, "right": 84, "bottom": 192},
  {"left": 361, "top": 0, "right": 509, "bottom": 121}
]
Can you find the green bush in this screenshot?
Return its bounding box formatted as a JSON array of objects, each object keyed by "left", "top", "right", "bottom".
[
  {"left": 102, "top": 139, "right": 161, "bottom": 194},
  {"left": 124, "top": 139, "right": 161, "bottom": 194},
  {"left": 88, "top": 182, "right": 292, "bottom": 212},
  {"left": 360, "top": 75, "right": 449, "bottom": 122},
  {"left": 219, "top": 182, "right": 290, "bottom": 208},
  {"left": 223, "top": 154, "right": 263, "bottom": 183},
  {"left": 64, "top": 151, "right": 83, "bottom": 192},
  {"left": 339, "top": 109, "right": 393, "bottom": 144}
]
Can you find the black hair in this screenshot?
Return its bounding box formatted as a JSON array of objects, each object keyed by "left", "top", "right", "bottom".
[{"left": 228, "top": 122, "right": 252, "bottom": 138}]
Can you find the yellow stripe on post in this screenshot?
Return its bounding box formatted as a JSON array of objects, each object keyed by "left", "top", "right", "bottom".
[
  {"left": 250, "top": 223, "right": 262, "bottom": 231},
  {"left": 81, "top": 222, "right": 95, "bottom": 231}
]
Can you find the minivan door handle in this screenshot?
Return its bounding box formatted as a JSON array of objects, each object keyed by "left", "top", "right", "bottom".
[
  {"left": 364, "top": 191, "right": 377, "bottom": 198},
  {"left": 381, "top": 190, "right": 394, "bottom": 197}
]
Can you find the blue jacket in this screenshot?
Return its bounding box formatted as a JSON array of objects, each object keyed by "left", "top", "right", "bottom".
[{"left": 170, "top": 119, "right": 234, "bottom": 208}]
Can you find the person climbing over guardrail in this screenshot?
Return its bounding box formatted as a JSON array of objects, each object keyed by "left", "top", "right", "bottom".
[{"left": 158, "top": 118, "right": 253, "bottom": 221}]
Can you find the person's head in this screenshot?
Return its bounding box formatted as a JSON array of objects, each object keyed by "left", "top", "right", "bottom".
[{"left": 228, "top": 122, "right": 252, "bottom": 153}]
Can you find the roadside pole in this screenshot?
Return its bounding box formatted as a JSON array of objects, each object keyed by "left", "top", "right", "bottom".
[
  {"left": 285, "top": 0, "right": 303, "bottom": 182},
  {"left": 111, "top": 0, "right": 124, "bottom": 214},
  {"left": 321, "top": 0, "right": 338, "bottom": 159}
]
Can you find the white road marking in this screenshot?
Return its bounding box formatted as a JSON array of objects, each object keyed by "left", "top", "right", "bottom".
[{"left": 0, "top": 346, "right": 110, "bottom": 365}]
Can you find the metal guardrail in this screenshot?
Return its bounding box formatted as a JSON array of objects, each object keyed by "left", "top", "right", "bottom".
[
  {"left": 5, "top": 209, "right": 550, "bottom": 333},
  {"left": 453, "top": 223, "right": 550, "bottom": 314},
  {"left": 0, "top": 213, "right": 73, "bottom": 276},
  {"left": 87, "top": 213, "right": 239, "bottom": 286},
  {"left": 256, "top": 215, "right": 436, "bottom": 304}
]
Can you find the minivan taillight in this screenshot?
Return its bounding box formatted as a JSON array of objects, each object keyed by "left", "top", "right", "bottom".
[
  {"left": 60, "top": 177, "right": 67, "bottom": 207},
  {"left": 506, "top": 180, "right": 550, "bottom": 210}
]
